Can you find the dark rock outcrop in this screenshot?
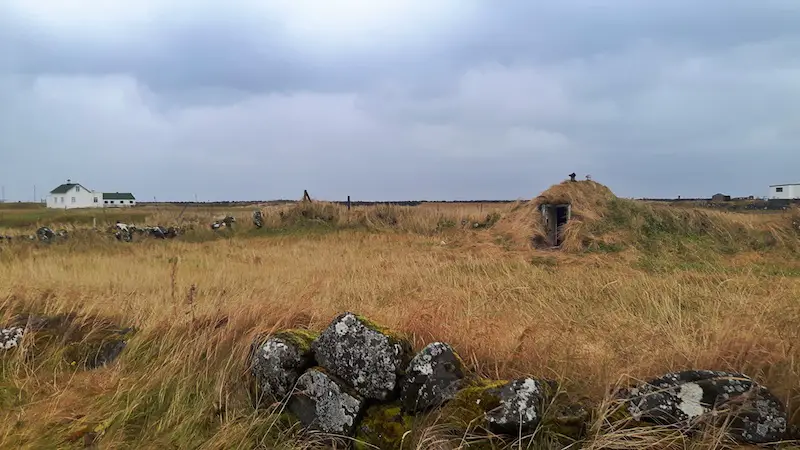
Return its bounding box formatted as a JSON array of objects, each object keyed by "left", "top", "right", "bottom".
[
  {"left": 313, "top": 312, "right": 412, "bottom": 401},
  {"left": 400, "top": 342, "right": 465, "bottom": 413},
  {"left": 619, "top": 370, "right": 787, "bottom": 444},
  {"left": 288, "top": 368, "right": 366, "bottom": 435},
  {"left": 249, "top": 329, "right": 317, "bottom": 406}
]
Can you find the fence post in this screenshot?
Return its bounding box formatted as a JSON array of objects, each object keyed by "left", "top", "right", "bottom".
[{"left": 347, "top": 196, "right": 351, "bottom": 211}]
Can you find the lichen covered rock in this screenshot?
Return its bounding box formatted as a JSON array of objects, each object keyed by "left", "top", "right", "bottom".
[
  {"left": 0, "top": 327, "right": 24, "bottom": 351},
  {"left": 400, "top": 342, "right": 465, "bottom": 412},
  {"left": 313, "top": 312, "right": 412, "bottom": 400},
  {"left": 249, "top": 329, "right": 317, "bottom": 406},
  {"left": 355, "top": 404, "right": 414, "bottom": 450},
  {"left": 485, "top": 378, "right": 549, "bottom": 434},
  {"left": 619, "top": 370, "right": 787, "bottom": 444},
  {"left": 287, "top": 367, "right": 365, "bottom": 435},
  {"left": 447, "top": 378, "right": 552, "bottom": 435}
]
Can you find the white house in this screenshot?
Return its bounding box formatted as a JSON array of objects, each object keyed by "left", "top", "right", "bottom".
[
  {"left": 103, "top": 192, "right": 137, "bottom": 207},
  {"left": 769, "top": 183, "right": 800, "bottom": 200},
  {"left": 46, "top": 180, "right": 136, "bottom": 209}
]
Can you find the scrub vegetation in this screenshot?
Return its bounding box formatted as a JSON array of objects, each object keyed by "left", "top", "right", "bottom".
[{"left": 1, "top": 182, "right": 799, "bottom": 449}]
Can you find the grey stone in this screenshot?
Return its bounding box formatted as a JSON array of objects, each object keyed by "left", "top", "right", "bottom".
[
  {"left": 486, "top": 378, "right": 548, "bottom": 434},
  {"left": 0, "top": 327, "right": 24, "bottom": 350},
  {"left": 253, "top": 210, "right": 264, "bottom": 228},
  {"left": 288, "top": 368, "right": 365, "bottom": 435},
  {"left": 36, "top": 227, "right": 55, "bottom": 242},
  {"left": 400, "top": 342, "right": 465, "bottom": 412},
  {"left": 620, "top": 370, "right": 787, "bottom": 444},
  {"left": 249, "top": 330, "right": 316, "bottom": 406},
  {"left": 313, "top": 312, "right": 412, "bottom": 401}
]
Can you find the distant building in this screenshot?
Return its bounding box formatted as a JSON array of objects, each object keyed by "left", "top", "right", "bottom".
[
  {"left": 711, "top": 193, "right": 731, "bottom": 202},
  {"left": 769, "top": 183, "right": 800, "bottom": 200},
  {"left": 46, "top": 180, "right": 136, "bottom": 209},
  {"left": 103, "top": 192, "right": 137, "bottom": 207}
]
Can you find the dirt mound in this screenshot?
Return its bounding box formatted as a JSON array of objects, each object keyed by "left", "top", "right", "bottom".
[{"left": 495, "top": 180, "right": 616, "bottom": 251}]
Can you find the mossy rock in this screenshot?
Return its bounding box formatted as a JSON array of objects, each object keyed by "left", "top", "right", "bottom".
[
  {"left": 286, "top": 367, "right": 366, "bottom": 436},
  {"left": 443, "top": 378, "right": 588, "bottom": 443},
  {"left": 313, "top": 312, "right": 413, "bottom": 401},
  {"left": 354, "top": 404, "right": 414, "bottom": 450},
  {"left": 248, "top": 329, "right": 319, "bottom": 408},
  {"left": 443, "top": 378, "right": 508, "bottom": 429}
]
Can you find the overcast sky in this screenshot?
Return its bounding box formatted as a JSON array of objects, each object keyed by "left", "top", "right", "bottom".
[{"left": 1, "top": 1, "right": 799, "bottom": 202}]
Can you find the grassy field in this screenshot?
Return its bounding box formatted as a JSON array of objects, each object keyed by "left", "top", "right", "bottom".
[{"left": 1, "top": 188, "right": 800, "bottom": 449}]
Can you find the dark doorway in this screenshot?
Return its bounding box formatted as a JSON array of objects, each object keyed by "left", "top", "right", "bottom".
[{"left": 541, "top": 204, "right": 571, "bottom": 247}]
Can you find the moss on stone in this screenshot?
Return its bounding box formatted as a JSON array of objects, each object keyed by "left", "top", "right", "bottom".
[
  {"left": 444, "top": 378, "right": 508, "bottom": 428},
  {"left": 272, "top": 329, "right": 318, "bottom": 354},
  {"left": 354, "top": 403, "right": 414, "bottom": 450}
]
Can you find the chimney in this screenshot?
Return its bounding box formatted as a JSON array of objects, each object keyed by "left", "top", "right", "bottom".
[{"left": 67, "top": 179, "right": 71, "bottom": 183}]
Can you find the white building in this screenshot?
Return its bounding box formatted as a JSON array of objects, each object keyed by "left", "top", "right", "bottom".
[
  {"left": 769, "top": 183, "right": 800, "bottom": 200},
  {"left": 46, "top": 180, "right": 136, "bottom": 209}
]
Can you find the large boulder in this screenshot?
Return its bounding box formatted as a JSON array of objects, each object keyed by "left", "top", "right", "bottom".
[
  {"left": 400, "top": 342, "right": 465, "bottom": 412},
  {"left": 619, "top": 370, "right": 787, "bottom": 444},
  {"left": 287, "top": 368, "right": 366, "bottom": 436},
  {"left": 313, "top": 312, "right": 412, "bottom": 401},
  {"left": 248, "top": 329, "right": 317, "bottom": 406}
]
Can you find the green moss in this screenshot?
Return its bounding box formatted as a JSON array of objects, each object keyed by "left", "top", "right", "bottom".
[
  {"left": 354, "top": 403, "right": 414, "bottom": 450},
  {"left": 272, "top": 329, "right": 318, "bottom": 354},
  {"left": 444, "top": 379, "right": 508, "bottom": 428}
]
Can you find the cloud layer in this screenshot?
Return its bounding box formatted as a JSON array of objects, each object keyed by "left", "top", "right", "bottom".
[{"left": 1, "top": 0, "right": 799, "bottom": 201}]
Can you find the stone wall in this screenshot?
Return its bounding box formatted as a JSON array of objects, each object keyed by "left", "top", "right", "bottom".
[{"left": 249, "top": 312, "right": 789, "bottom": 449}]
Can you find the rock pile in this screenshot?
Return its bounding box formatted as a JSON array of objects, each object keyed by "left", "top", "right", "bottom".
[
  {"left": 248, "top": 312, "right": 582, "bottom": 449},
  {"left": 249, "top": 313, "right": 791, "bottom": 449}
]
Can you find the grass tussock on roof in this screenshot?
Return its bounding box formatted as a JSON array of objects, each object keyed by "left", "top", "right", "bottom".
[{"left": 494, "top": 179, "right": 800, "bottom": 254}]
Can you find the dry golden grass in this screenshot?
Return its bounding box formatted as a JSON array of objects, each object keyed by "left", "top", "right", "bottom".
[{"left": 1, "top": 199, "right": 800, "bottom": 449}]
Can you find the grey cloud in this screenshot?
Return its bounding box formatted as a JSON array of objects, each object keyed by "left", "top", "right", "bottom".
[{"left": 1, "top": 1, "right": 799, "bottom": 202}]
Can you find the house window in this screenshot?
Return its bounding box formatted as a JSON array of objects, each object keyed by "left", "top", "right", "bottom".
[
  {"left": 776, "top": 187, "right": 784, "bottom": 193},
  {"left": 129, "top": 201, "right": 134, "bottom": 204},
  {"left": 94, "top": 197, "right": 98, "bottom": 203},
  {"left": 104, "top": 200, "right": 108, "bottom": 204},
  {"left": 71, "top": 197, "right": 76, "bottom": 203},
  {"left": 76, "top": 186, "right": 80, "bottom": 192}
]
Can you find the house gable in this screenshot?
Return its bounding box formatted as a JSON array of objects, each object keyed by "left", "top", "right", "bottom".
[{"left": 49, "top": 183, "right": 92, "bottom": 195}]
